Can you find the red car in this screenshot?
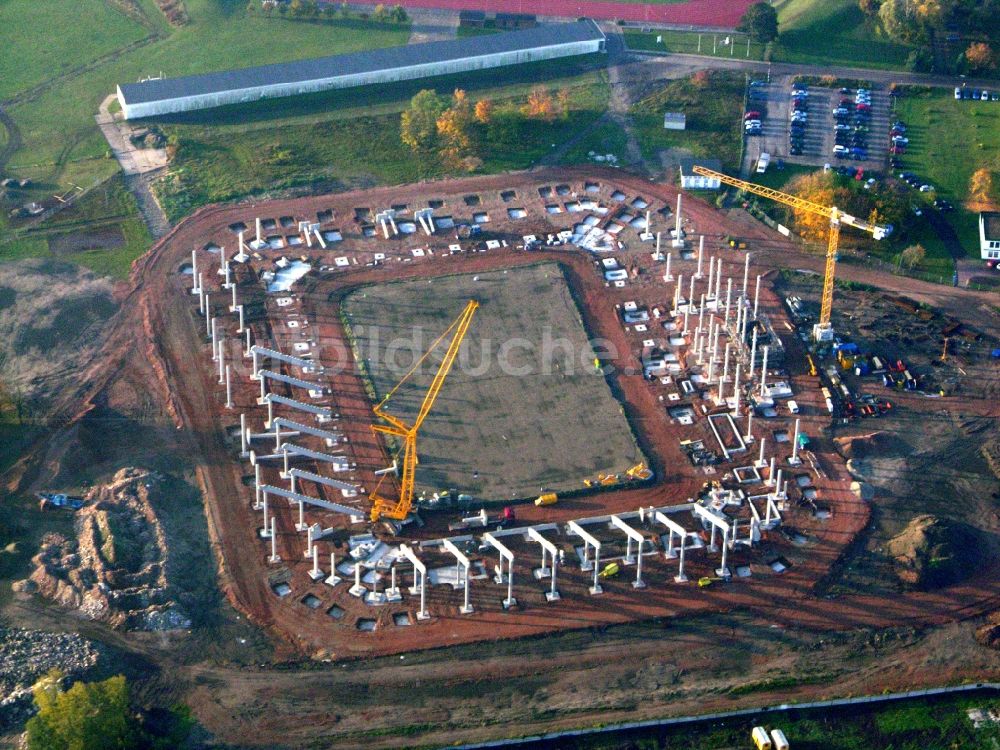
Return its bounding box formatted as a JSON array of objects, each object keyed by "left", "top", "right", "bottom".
[{"left": 744, "top": 111, "right": 761, "bottom": 120}]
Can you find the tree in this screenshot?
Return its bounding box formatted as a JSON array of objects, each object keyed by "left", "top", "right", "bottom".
[
  {"left": 737, "top": 2, "right": 778, "bottom": 42},
  {"left": 400, "top": 89, "right": 447, "bottom": 155},
  {"left": 522, "top": 86, "right": 557, "bottom": 122},
  {"left": 436, "top": 90, "right": 475, "bottom": 169},
  {"left": 900, "top": 244, "right": 926, "bottom": 270},
  {"left": 965, "top": 42, "right": 997, "bottom": 71},
  {"left": 878, "top": 0, "right": 942, "bottom": 43},
  {"left": 969, "top": 168, "right": 998, "bottom": 209},
  {"left": 390, "top": 4, "right": 408, "bottom": 22},
  {"left": 556, "top": 88, "right": 571, "bottom": 120},
  {"left": 26, "top": 673, "right": 146, "bottom": 750},
  {"left": 784, "top": 171, "right": 842, "bottom": 243},
  {"left": 858, "top": 0, "right": 880, "bottom": 16},
  {"left": 474, "top": 98, "right": 493, "bottom": 125}
]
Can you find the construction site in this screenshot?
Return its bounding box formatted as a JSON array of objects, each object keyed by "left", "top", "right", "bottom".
[{"left": 68, "top": 165, "right": 990, "bottom": 661}]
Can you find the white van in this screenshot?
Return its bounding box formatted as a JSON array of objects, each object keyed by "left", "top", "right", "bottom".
[{"left": 787, "top": 400, "right": 800, "bottom": 414}]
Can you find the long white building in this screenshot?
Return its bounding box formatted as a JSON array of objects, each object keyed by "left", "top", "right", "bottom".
[{"left": 117, "top": 20, "right": 606, "bottom": 119}]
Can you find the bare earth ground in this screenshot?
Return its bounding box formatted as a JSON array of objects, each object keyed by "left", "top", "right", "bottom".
[
  {"left": 1, "top": 167, "right": 999, "bottom": 748},
  {"left": 341, "top": 263, "right": 644, "bottom": 500}
]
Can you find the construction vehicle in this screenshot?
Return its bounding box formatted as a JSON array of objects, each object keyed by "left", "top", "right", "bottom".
[
  {"left": 369, "top": 300, "right": 479, "bottom": 522},
  {"left": 449, "top": 506, "right": 516, "bottom": 531},
  {"left": 535, "top": 493, "right": 558, "bottom": 507},
  {"left": 725, "top": 235, "right": 748, "bottom": 249},
  {"left": 37, "top": 493, "right": 84, "bottom": 511},
  {"left": 625, "top": 463, "right": 653, "bottom": 481},
  {"left": 693, "top": 165, "right": 890, "bottom": 342},
  {"left": 697, "top": 576, "right": 721, "bottom": 588},
  {"left": 598, "top": 562, "right": 621, "bottom": 579}
]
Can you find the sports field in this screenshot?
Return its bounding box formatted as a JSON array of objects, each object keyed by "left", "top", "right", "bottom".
[{"left": 342, "top": 263, "right": 645, "bottom": 502}]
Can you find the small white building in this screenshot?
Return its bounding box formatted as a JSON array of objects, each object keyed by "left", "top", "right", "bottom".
[
  {"left": 979, "top": 211, "right": 1000, "bottom": 262},
  {"left": 117, "top": 20, "right": 605, "bottom": 119},
  {"left": 678, "top": 159, "right": 722, "bottom": 190},
  {"left": 663, "top": 112, "right": 686, "bottom": 130}
]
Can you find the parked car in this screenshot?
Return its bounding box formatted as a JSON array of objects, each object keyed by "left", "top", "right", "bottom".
[
  {"left": 919, "top": 184, "right": 934, "bottom": 192},
  {"left": 833, "top": 145, "right": 849, "bottom": 157},
  {"left": 892, "top": 135, "right": 909, "bottom": 145},
  {"left": 955, "top": 87, "right": 963, "bottom": 99},
  {"left": 744, "top": 110, "right": 761, "bottom": 120},
  {"left": 982, "top": 89, "right": 990, "bottom": 101}
]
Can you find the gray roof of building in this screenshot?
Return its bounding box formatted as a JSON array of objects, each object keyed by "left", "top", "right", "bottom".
[
  {"left": 118, "top": 20, "right": 604, "bottom": 105},
  {"left": 982, "top": 211, "right": 1000, "bottom": 241},
  {"left": 679, "top": 158, "right": 722, "bottom": 174}
]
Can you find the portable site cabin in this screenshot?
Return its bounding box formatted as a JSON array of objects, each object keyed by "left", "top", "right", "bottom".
[
  {"left": 752, "top": 726, "right": 773, "bottom": 750},
  {"left": 770, "top": 728, "right": 790, "bottom": 750}
]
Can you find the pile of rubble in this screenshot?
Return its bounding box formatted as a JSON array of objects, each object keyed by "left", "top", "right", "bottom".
[
  {"left": 15, "top": 467, "right": 190, "bottom": 631},
  {"left": 0, "top": 627, "right": 102, "bottom": 727}
]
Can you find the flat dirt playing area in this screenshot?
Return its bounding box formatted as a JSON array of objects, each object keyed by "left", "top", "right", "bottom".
[{"left": 342, "top": 263, "right": 644, "bottom": 501}]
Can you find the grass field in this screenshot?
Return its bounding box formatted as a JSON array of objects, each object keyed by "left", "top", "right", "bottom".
[
  {"left": 894, "top": 88, "right": 1000, "bottom": 258},
  {"left": 623, "top": 30, "right": 767, "bottom": 61},
  {"left": 0, "top": 0, "right": 151, "bottom": 101},
  {"left": 773, "top": 0, "right": 916, "bottom": 69},
  {"left": 154, "top": 66, "right": 609, "bottom": 221},
  {"left": 342, "top": 263, "right": 644, "bottom": 501},
  {"left": 560, "top": 691, "right": 1000, "bottom": 749},
  {"left": 3, "top": 0, "right": 411, "bottom": 196},
  {"left": 630, "top": 71, "right": 745, "bottom": 170}
]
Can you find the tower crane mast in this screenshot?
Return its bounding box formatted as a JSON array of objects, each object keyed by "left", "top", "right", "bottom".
[
  {"left": 692, "top": 165, "right": 889, "bottom": 341},
  {"left": 369, "top": 300, "right": 479, "bottom": 522}
]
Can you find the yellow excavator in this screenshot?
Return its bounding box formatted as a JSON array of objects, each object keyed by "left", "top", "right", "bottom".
[{"left": 369, "top": 300, "right": 479, "bottom": 522}]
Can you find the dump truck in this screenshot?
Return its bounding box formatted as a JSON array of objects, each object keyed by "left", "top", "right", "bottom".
[{"left": 535, "top": 493, "right": 558, "bottom": 507}]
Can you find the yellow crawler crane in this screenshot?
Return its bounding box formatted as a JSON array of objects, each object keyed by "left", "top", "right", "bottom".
[
  {"left": 369, "top": 300, "right": 479, "bottom": 522},
  {"left": 692, "top": 165, "right": 890, "bottom": 341}
]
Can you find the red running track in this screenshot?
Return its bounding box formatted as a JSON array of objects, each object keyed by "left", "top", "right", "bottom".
[{"left": 391, "top": 0, "right": 753, "bottom": 27}]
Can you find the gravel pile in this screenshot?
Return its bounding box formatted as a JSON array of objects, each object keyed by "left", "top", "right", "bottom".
[{"left": 0, "top": 627, "right": 102, "bottom": 727}]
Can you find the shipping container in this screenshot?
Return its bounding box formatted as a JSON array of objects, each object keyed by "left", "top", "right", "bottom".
[
  {"left": 752, "top": 726, "right": 773, "bottom": 750},
  {"left": 770, "top": 728, "right": 790, "bottom": 750}
]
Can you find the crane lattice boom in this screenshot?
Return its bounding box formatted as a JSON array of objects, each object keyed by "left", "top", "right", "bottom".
[
  {"left": 369, "top": 300, "right": 479, "bottom": 522},
  {"left": 692, "top": 165, "right": 888, "bottom": 339}
]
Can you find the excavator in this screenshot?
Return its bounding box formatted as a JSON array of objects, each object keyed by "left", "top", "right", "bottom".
[{"left": 368, "top": 300, "right": 479, "bottom": 522}]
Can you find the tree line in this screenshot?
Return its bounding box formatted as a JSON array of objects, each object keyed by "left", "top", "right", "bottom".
[{"left": 400, "top": 87, "right": 572, "bottom": 172}]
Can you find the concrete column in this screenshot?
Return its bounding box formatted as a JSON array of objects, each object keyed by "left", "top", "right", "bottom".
[
  {"left": 745, "top": 408, "right": 754, "bottom": 443},
  {"left": 706, "top": 256, "right": 714, "bottom": 298},
  {"left": 254, "top": 464, "right": 262, "bottom": 508},
  {"left": 297, "top": 499, "right": 306, "bottom": 532},
  {"left": 325, "top": 552, "right": 341, "bottom": 587},
  {"left": 718, "top": 530, "right": 729, "bottom": 577},
  {"left": 695, "top": 236, "right": 704, "bottom": 278},
  {"left": 742, "top": 252, "right": 750, "bottom": 296},
  {"left": 749, "top": 327, "right": 759, "bottom": 381},
  {"left": 718, "top": 375, "right": 726, "bottom": 404},
  {"left": 675, "top": 538, "right": 688, "bottom": 583},
  {"left": 244, "top": 328, "right": 252, "bottom": 358},
  {"left": 709, "top": 522, "right": 718, "bottom": 552},
  {"left": 663, "top": 249, "right": 672, "bottom": 282},
  {"left": 198, "top": 274, "right": 205, "bottom": 314},
  {"left": 350, "top": 563, "right": 366, "bottom": 597},
  {"left": 591, "top": 545, "right": 601, "bottom": 595},
  {"left": 261, "top": 492, "right": 270, "bottom": 536},
  {"left": 255, "top": 217, "right": 262, "bottom": 245},
  {"left": 230, "top": 283, "right": 237, "bottom": 313},
  {"left": 549, "top": 557, "right": 559, "bottom": 602},
  {"left": 688, "top": 275, "right": 696, "bottom": 314},
  {"left": 419, "top": 569, "right": 428, "bottom": 620},
  {"left": 673, "top": 273, "right": 682, "bottom": 310},
  {"left": 759, "top": 437, "right": 767, "bottom": 467},
  {"left": 723, "top": 342, "right": 731, "bottom": 382},
  {"left": 759, "top": 345, "right": 770, "bottom": 398},
  {"left": 218, "top": 345, "right": 225, "bottom": 385},
  {"left": 461, "top": 563, "right": 473, "bottom": 614},
  {"left": 768, "top": 456, "right": 776, "bottom": 486},
  {"left": 715, "top": 259, "right": 723, "bottom": 301},
  {"left": 205, "top": 298, "right": 212, "bottom": 337},
  {"left": 732, "top": 363, "right": 742, "bottom": 416},
  {"left": 634, "top": 541, "right": 646, "bottom": 589},
  {"left": 241, "top": 413, "right": 248, "bottom": 456},
  {"left": 753, "top": 274, "right": 761, "bottom": 320},
  {"left": 309, "top": 544, "right": 322, "bottom": 581},
  {"left": 269, "top": 517, "right": 280, "bottom": 564},
  {"left": 237, "top": 305, "right": 245, "bottom": 334},
  {"left": 191, "top": 250, "right": 198, "bottom": 292},
  {"left": 225, "top": 365, "right": 233, "bottom": 408},
  {"left": 211, "top": 318, "right": 218, "bottom": 361},
  {"left": 790, "top": 418, "right": 802, "bottom": 464},
  {"left": 683, "top": 304, "right": 690, "bottom": 336}
]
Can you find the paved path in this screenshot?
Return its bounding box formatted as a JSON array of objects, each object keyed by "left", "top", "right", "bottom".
[{"left": 95, "top": 94, "right": 171, "bottom": 238}]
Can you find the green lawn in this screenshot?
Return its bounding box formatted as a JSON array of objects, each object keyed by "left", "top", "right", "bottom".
[
  {"left": 893, "top": 87, "right": 1000, "bottom": 258},
  {"left": 773, "top": 0, "right": 916, "bottom": 69},
  {"left": 156, "top": 72, "right": 610, "bottom": 221},
  {"left": 630, "top": 71, "right": 745, "bottom": 170},
  {"left": 3, "top": 1, "right": 411, "bottom": 194},
  {"left": 0, "top": 0, "right": 151, "bottom": 101},
  {"left": 623, "top": 30, "right": 767, "bottom": 61}
]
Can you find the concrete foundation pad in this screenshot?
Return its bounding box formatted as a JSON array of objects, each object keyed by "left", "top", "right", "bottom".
[
  {"left": 674, "top": 574, "right": 689, "bottom": 583},
  {"left": 324, "top": 575, "right": 342, "bottom": 587},
  {"left": 533, "top": 567, "right": 551, "bottom": 580},
  {"left": 589, "top": 585, "right": 603, "bottom": 595},
  {"left": 665, "top": 549, "right": 678, "bottom": 560},
  {"left": 459, "top": 604, "right": 474, "bottom": 615},
  {"left": 385, "top": 588, "right": 402, "bottom": 602},
  {"left": 502, "top": 598, "right": 517, "bottom": 610},
  {"left": 788, "top": 456, "right": 802, "bottom": 466},
  {"left": 349, "top": 584, "right": 367, "bottom": 598},
  {"left": 268, "top": 554, "right": 281, "bottom": 564},
  {"left": 308, "top": 569, "right": 324, "bottom": 582},
  {"left": 632, "top": 580, "right": 647, "bottom": 589},
  {"left": 365, "top": 591, "right": 387, "bottom": 606},
  {"left": 416, "top": 610, "right": 431, "bottom": 621},
  {"left": 545, "top": 591, "right": 561, "bottom": 602},
  {"left": 716, "top": 567, "right": 731, "bottom": 579}
]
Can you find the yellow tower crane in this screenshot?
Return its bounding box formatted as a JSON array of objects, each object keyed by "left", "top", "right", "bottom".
[
  {"left": 692, "top": 165, "right": 890, "bottom": 341},
  {"left": 368, "top": 299, "right": 479, "bottom": 522}
]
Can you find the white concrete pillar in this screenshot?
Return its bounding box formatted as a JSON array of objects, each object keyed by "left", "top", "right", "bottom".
[
  {"left": 768, "top": 456, "right": 776, "bottom": 486},
  {"left": 255, "top": 217, "right": 262, "bottom": 245},
  {"left": 753, "top": 274, "right": 762, "bottom": 320},
  {"left": 683, "top": 303, "right": 690, "bottom": 336},
  {"left": 718, "top": 529, "right": 729, "bottom": 577},
  {"left": 218, "top": 344, "right": 225, "bottom": 385},
  {"left": 230, "top": 282, "right": 237, "bottom": 312},
  {"left": 790, "top": 418, "right": 802, "bottom": 464},
  {"left": 326, "top": 552, "right": 341, "bottom": 587},
  {"left": 759, "top": 345, "right": 770, "bottom": 398},
  {"left": 733, "top": 363, "right": 742, "bottom": 416},
  {"left": 261, "top": 492, "right": 270, "bottom": 535},
  {"left": 223, "top": 259, "right": 231, "bottom": 289},
  {"left": 663, "top": 249, "right": 672, "bottom": 282},
  {"left": 723, "top": 342, "right": 731, "bottom": 382},
  {"left": 675, "top": 537, "right": 688, "bottom": 583},
  {"left": 244, "top": 328, "right": 252, "bottom": 358},
  {"left": 197, "top": 274, "right": 205, "bottom": 314},
  {"left": 350, "top": 563, "right": 366, "bottom": 597},
  {"left": 591, "top": 545, "right": 601, "bottom": 595},
  {"left": 297, "top": 499, "right": 307, "bottom": 532},
  {"left": 310, "top": 543, "right": 321, "bottom": 580},
  {"left": 718, "top": 375, "right": 726, "bottom": 403},
  {"left": 461, "top": 563, "right": 473, "bottom": 614},
  {"left": 688, "top": 275, "right": 696, "bottom": 315},
  {"left": 254, "top": 464, "right": 261, "bottom": 508},
  {"left": 695, "top": 235, "right": 704, "bottom": 278},
  {"left": 706, "top": 256, "right": 715, "bottom": 298},
  {"left": 724, "top": 279, "right": 733, "bottom": 326},
  {"left": 240, "top": 413, "right": 248, "bottom": 455},
  {"left": 749, "top": 327, "right": 759, "bottom": 381},
  {"left": 742, "top": 252, "right": 751, "bottom": 296},
  {"left": 237, "top": 305, "right": 245, "bottom": 334},
  {"left": 211, "top": 318, "right": 218, "bottom": 361},
  {"left": 205, "top": 297, "right": 211, "bottom": 337},
  {"left": 775, "top": 469, "right": 784, "bottom": 498},
  {"left": 269, "top": 517, "right": 280, "bottom": 563},
  {"left": 745, "top": 408, "right": 754, "bottom": 442},
  {"left": 673, "top": 272, "right": 682, "bottom": 311},
  {"left": 225, "top": 365, "right": 233, "bottom": 409},
  {"left": 715, "top": 259, "right": 722, "bottom": 301},
  {"left": 191, "top": 250, "right": 198, "bottom": 292},
  {"left": 697, "top": 294, "right": 706, "bottom": 337},
  {"left": 759, "top": 437, "right": 767, "bottom": 466},
  {"left": 634, "top": 539, "right": 646, "bottom": 589},
  {"left": 674, "top": 194, "right": 683, "bottom": 241}
]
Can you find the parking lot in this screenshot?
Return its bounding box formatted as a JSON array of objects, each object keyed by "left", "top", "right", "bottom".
[{"left": 743, "top": 79, "right": 891, "bottom": 175}]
